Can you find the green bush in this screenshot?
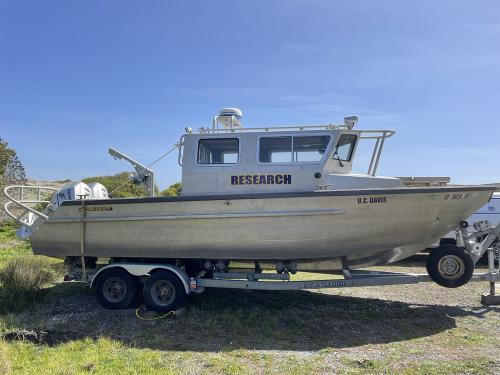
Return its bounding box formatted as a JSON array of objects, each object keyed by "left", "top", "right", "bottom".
[
  {"left": 33, "top": 191, "right": 55, "bottom": 212},
  {"left": 0, "top": 220, "right": 17, "bottom": 242},
  {"left": 159, "top": 182, "right": 182, "bottom": 197},
  {"left": 0, "top": 256, "right": 62, "bottom": 313},
  {"left": 83, "top": 172, "right": 148, "bottom": 198}
]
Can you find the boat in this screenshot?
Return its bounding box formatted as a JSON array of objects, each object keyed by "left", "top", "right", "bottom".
[
  {"left": 435, "top": 191, "right": 500, "bottom": 246},
  {"left": 4, "top": 108, "right": 496, "bottom": 276},
  {"left": 467, "top": 192, "right": 500, "bottom": 233}
]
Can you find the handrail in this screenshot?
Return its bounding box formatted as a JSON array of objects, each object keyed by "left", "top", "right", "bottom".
[
  {"left": 358, "top": 130, "right": 396, "bottom": 139},
  {"left": 3, "top": 185, "right": 59, "bottom": 226},
  {"left": 198, "top": 123, "right": 397, "bottom": 134},
  {"left": 199, "top": 123, "right": 350, "bottom": 133},
  {"left": 198, "top": 125, "right": 395, "bottom": 139}
]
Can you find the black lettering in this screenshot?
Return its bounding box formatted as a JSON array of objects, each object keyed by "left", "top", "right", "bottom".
[
  {"left": 239, "top": 176, "right": 244, "bottom": 185},
  {"left": 259, "top": 175, "right": 266, "bottom": 184},
  {"left": 267, "top": 175, "right": 274, "bottom": 184},
  {"left": 252, "top": 175, "right": 258, "bottom": 184},
  {"left": 276, "top": 175, "right": 283, "bottom": 184},
  {"left": 231, "top": 176, "right": 238, "bottom": 185},
  {"left": 245, "top": 175, "right": 252, "bottom": 184},
  {"left": 283, "top": 174, "right": 291, "bottom": 184}
]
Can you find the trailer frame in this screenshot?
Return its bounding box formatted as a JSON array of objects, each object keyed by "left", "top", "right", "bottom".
[
  {"left": 62, "top": 220, "right": 500, "bottom": 309},
  {"left": 69, "top": 247, "right": 499, "bottom": 306}
]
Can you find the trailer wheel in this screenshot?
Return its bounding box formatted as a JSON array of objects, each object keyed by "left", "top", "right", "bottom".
[
  {"left": 426, "top": 245, "right": 474, "bottom": 288},
  {"left": 94, "top": 268, "right": 137, "bottom": 309},
  {"left": 439, "top": 238, "right": 456, "bottom": 246},
  {"left": 143, "top": 270, "right": 186, "bottom": 312}
]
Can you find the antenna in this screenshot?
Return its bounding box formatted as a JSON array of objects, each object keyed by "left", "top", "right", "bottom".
[
  {"left": 213, "top": 108, "right": 243, "bottom": 130},
  {"left": 343, "top": 116, "right": 358, "bottom": 129},
  {"left": 108, "top": 148, "right": 155, "bottom": 197}
]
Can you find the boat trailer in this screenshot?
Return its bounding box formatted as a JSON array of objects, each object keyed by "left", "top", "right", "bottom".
[{"left": 65, "top": 220, "right": 500, "bottom": 310}]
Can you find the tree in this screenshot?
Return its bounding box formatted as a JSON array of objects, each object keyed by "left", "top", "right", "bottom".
[
  {"left": 0, "top": 138, "right": 27, "bottom": 188},
  {"left": 159, "top": 182, "right": 182, "bottom": 197}
]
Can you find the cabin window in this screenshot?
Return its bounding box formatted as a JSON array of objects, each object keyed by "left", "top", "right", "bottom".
[
  {"left": 293, "top": 136, "right": 330, "bottom": 162},
  {"left": 198, "top": 138, "right": 239, "bottom": 164},
  {"left": 259, "top": 136, "right": 330, "bottom": 163},
  {"left": 332, "top": 134, "right": 357, "bottom": 162},
  {"left": 259, "top": 137, "right": 293, "bottom": 163}
]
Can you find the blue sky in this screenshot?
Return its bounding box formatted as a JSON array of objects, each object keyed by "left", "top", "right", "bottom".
[{"left": 1, "top": 0, "right": 500, "bottom": 189}]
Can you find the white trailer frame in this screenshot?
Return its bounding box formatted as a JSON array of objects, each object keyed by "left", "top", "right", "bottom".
[{"left": 78, "top": 249, "right": 499, "bottom": 304}]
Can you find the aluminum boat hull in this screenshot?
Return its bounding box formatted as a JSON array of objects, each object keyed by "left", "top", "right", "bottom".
[{"left": 30, "top": 186, "right": 495, "bottom": 269}]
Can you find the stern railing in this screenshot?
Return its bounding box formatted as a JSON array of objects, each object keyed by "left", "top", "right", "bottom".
[{"left": 3, "top": 185, "right": 58, "bottom": 227}]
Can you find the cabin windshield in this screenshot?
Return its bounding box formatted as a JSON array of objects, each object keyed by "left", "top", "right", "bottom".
[{"left": 332, "top": 134, "right": 357, "bottom": 162}]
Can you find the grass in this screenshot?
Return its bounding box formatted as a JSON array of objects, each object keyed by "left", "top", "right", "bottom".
[
  {"left": 338, "top": 356, "right": 494, "bottom": 375},
  {"left": 0, "top": 256, "right": 63, "bottom": 313},
  {"left": 0, "top": 219, "right": 498, "bottom": 374},
  {"left": 0, "top": 338, "right": 494, "bottom": 375},
  {"left": 0, "top": 221, "right": 31, "bottom": 266},
  {"left": 0, "top": 221, "right": 64, "bottom": 313}
]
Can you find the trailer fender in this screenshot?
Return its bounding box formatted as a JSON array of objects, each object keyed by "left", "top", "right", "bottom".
[{"left": 90, "top": 264, "right": 191, "bottom": 294}]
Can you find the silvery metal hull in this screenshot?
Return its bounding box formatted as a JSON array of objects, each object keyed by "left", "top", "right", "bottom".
[{"left": 30, "top": 186, "right": 494, "bottom": 269}]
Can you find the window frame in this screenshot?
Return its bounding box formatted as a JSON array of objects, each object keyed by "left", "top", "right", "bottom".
[
  {"left": 331, "top": 133, "right": 358, "bottom": 162},
  {"left": 196, "top": 137, "right": 241, "bottom": 167},
  {"left": 257, "top": 133, "right": 332, "bottom": 165}
]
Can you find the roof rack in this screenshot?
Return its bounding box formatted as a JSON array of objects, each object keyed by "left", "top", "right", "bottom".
[
  {"left": 198, "top": 123, "right": 354, "bottom": 134},
  {"left": 199, "top": 112, "right": 364, "bottom": 134},
  {"left": 198, "top": 125, "right": 395, "bottom": 140}
]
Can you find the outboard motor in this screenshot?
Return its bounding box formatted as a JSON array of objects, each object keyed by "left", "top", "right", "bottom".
[
  {"left": 47, "top": 181, "right": 109, "bottom": 211},
  {"left": 48, "top": 181, "right": 93, "bottom": 211},
  {"left": 87, "top": 182, "right": 109, "bottom": 200}
]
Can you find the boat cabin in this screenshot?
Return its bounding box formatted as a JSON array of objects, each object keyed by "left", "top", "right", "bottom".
[{"left": 179, "top": 109, "right": 402, "bottom": 196}]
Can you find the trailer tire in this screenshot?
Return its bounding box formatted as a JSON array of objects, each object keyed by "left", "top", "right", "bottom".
[
  {"left": 426, "top": 245, "right": 474, "bottom": 288},
  {"left": 439, "top": 238, "right": 456, "bottom": 246},
  {"left": 143, "top": 270, "right": 186, "bottom": 312},
  {"left": 94, "top": 268, "right": 137, "bottom": 309}
]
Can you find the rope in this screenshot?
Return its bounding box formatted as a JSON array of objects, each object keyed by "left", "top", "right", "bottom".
[
  {"left": 147, "top": 143, "right": 180, "bottom": 168},
  {"left": 135, "top": 304, "right": 176, "bottom": 321}
]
